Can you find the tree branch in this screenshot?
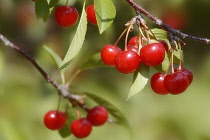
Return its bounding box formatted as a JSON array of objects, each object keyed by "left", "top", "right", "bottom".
[{"left": 125, "top": 0, "right": 210, "bottom": 44}]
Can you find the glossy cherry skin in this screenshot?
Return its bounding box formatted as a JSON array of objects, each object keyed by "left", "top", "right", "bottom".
[
  {"left": 127, "top": 45, "right": 139, "bottom": 54},
  {"left": 86, "top": 4, "right": 97, "bottom": 25},
  {"left": 164, "top": 72, "right": 189, "bottom": 95},
  {"left": 150, "top": 73, "right": 169, "bottom": 95},
  {"left": 128, "top": 36, "right": 140, "bottom": 46},
  {"left": 115, "top": 51, "right": 140, "bottom": 74},
  {"left": 54, "top": 6, "right": 79, "bottom": 28},
  {"left": 87, "top": 106, "right": 108, "bottom": 126},
  {"left": 101, "top": 45, "right": 122, "bottom": 66},
  {"left": 159, "top": 40, "right": 169, "bottom": 52},
  {"left": 175, "top": 68, "right": 193, "bottom": 85},
  {"left": 70, "top": 118, "right": 92, "bottom": 138},
  {"left": 44, "top": 110, "right": 66, "bottom": 130},
  {"left": 140, "top": 43, "right": 165, "bottom": 67}
]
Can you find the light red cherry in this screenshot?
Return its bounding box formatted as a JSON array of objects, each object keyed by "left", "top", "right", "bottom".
[
  {"left": 164, "top": 71, "right": 189, "bottom": 95},
  {"left": 70, "top": 118, "right": 92, "bottom": 138},
  {"left": 44, "top": 110, "right": 66, "bottom": 130},
  {"left": 127, "top": 45, "right": 139, "bottom": 54},
  {"left": 87, "top": 106, "right": 108, "bottom": 126},
  {"left": 86, "top": 4, "right": 97, "bottom": 25},
  {"left": 54, "top": 6, "right": 79, "bottom": 28},
  {"left": 150, "top": 73, "right": 169, "bottom": 95},
  {"left": 140, "top": 43, "right": 165, "bottom": 67},
  {"left": 101, "top": 45, "right": 122, "bottom": 66},
  {"left": 114, "top": 51, "right": 140, "bottom": 74},
  {"left": 159, "top": 40, "right": 169, "bottom": 52}
]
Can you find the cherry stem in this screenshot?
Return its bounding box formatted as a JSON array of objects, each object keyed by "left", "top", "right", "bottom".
[
  {"left": 56, "top": 95, "right": 62, "bottom": 111},
  {"left": 113, "top": 27, "right": 129, "bottom": 47},
  {"left": 171, "top": 49, "right": 175, "bottom": 73},
  {"left": 178, "top": 42, "right": 183, "bottom": 69},
  {"left": 145, "top": 30, "right": 151, "bottom": 44},
  {"left": 65, "top": 0, "right": 69, "bottom": 6},
  {"left": 124, "top": 25, "right": 133, "bottom": 51}
]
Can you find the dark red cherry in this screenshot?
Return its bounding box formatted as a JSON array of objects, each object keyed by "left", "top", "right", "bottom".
[
  {"left": 127, "top": 45, "right": 139, "bottom": 54},
  {"left": 159, "top": 40, "right": 169, "bottom": 52},
  {"left": 175, "top": 68, "right": 193, "bottom": 85},
  {"left": 150, "top": 73, "right": 169, "bottom": 95},
  {"left": 101, "top": 45, "right": 122, "bottom": 66},
  {"left": 87, "top": 106, "right": 108, "bottom": 126},
  {"left": 114, "top": 51, "right": 140, "bottom": 74},
  {"left": 86, "top": 4, "right": 97, "bottom": 25},
  {"left": 54, "top": 6, "right": 79, "bottom": 27},
  {"left": 164, "top": 72, "right": 189, "bottom": 95},
  {"left": 140, "top": 43, "right": 165, "bottom": 67},
  {"left": 70, "top": 118, "right": 92, "bottom": 138},
  {"left": 44, "top": 110, "right": 66, "bottom": 130}
]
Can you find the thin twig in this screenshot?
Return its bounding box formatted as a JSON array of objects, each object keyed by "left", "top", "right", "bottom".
[{"left": 125, "top": 0, "right": 210, "bottom": 44}]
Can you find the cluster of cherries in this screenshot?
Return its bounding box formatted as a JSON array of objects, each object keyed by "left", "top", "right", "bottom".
[
  {"left": 101, "top": 36, "right": 193, "bottom": 95},
  {"left": 54, "top": 4, "right": 97, "bottom": 27},
  {"left": 44, "top": 106, "right": 108, "bottom": 138},
  {"left": 32, "top": 0, "right": 97, "bottom": 27}
]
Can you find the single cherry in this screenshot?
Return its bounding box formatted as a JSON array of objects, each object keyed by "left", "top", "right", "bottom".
[
  {"left": 127, "top": 45, "right": 139, "bottom": 54},
  {"left": 101, "top": 45, "right": 122, "bottom": 66},
  {"left": 140, "top": 43, "right": 165, "bottom": 67},
  {"left": 150, "top": 73, "right": 169, "bottom": 95},
  {"left": 44, "top": 110, "right": 66, "bottom": 130},
  {"left": 70, "top": 118, "right": 92, "bottom": 138},
  {"left": 128, "top": 36, "right": 140, "bottom": 47},
  {"left": 159, "top": 40, "right": 169, "bottom": 52},
  {"left": 86, "top": 4, "right": 97, "bottom": 25},
  {"left": 164, "top": 71, "right": 189, "bottom": 95},
  {"left": 175, "top": 68, "right": 193, "bottom": 85},
  {"left": 114, "top": 51, "right": 140, "bottom": 74},
  {"left": 87, "top": 106, "right": 108, "bottom": 126},
  {"left": 54, "top": 6, "right": 79, "bottom": 28}
]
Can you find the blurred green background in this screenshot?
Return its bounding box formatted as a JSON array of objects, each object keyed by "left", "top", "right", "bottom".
[{"left": 1, "top": 0, "right": 210, "bottom": 140}]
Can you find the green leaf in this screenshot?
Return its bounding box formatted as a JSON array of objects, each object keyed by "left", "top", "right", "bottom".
[
  {"left": 85, "top": 92, "right": 130, "bottom": 128},
  {"left": 49, "top": 0, "right": 60, "bottom": 8},
  {"left": 35, "top": 0, "right": 50, "bottom": 19},
  {"left": 58, "top": 104, "right": 77, "bottom": 138},
  {"left": 59, "top": 1, "right": 87, "bottom": 70},
  {"left": 43, "top": 45, "right": 62, "bottom": 68},
  {"left": 154, "top": 53, "right": 170, "bottom": 72},
  {"left": 95, "top": 0, "right": 116, "bottom": 34},
  {"left": 80, "top": 53, "right": 108, "bottom": 70},
  {"left": 127, "top": 64, "right": 150, "bottom": 100}
]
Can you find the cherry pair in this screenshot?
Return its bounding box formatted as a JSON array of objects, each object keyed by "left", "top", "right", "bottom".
[
  {"left": 44, "top": 106, "right": 108, "bottom": 138},
  {"left": 54, "top": 4, "right": 97, "bottom": 28},
  {"left": 150, "top": 68, "right": 193, "bottom": 95}
]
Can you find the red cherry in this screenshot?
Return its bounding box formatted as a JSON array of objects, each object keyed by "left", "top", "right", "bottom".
[
  {"left": 164, "top": 72, "right": 189, "bottom": 95},
  {"left": 87, "top": 106, "right": 108, "bottom": 126},
  {"left": 71, "top": 118, "right": 92, "bottom": 138},
  {"left": 150, "top": 73, "right": 169, "bottom": 95},
  {"left": 86, "top": 4, "right": 97, "bottom": 25},
  {"left": 101, "top": 45, "right": 122, "bottom": 66},
  {"left": 175, "top": 68, "right": 193, "bottom": 85},
  {"left": 44, "top": 110, "right": 66, "bottom": 130},
  {"left": 114, "top": 51, "right": 140, "bottom": 74},
  {"left": 140, "top": 43, "right": 165, "bottom": 67},
  {"left": 159, "top": 40, "right": 169, "bottom": 52},
  {"left": 54, "top": 6, "right": 79, "bottom": 28},
  {"left": 127, "top": 45, "right": 139, "bottom": 54},
  {"left": 128, "top": 36, "right": 140, "bottom": 46}
]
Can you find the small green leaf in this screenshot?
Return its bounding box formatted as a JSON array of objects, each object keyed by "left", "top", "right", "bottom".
[
  {"left": 85, "top": 92, "right": 130, "bottom": 128},
  {"left": 95, "top": 0, "right": 116, "bottom": 34},
  {"left": 127, "top": 64, "right": 150, "bottom": 100},
  {"left": 58, "top": 104, "right": 77, "bottom": 138},
  {"left": 59, "top": 1, "right": 87, "bottom": 70},
  {"left": 49, "top": 0, "right": 60, "bottom": 8},
  {"left": 43, "top": 45, "right": 62, "bottom": 68},
  {"left": 35, "top": 0, "right": 50, "bottom": 19},
  {"left": 80, "top": 53, "right": 107, "bottom": 70},
  {"left": 154, "top": 53, "right": 170, "bottom": 72}
]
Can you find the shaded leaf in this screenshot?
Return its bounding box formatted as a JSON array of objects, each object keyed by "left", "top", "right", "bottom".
[
  {"left": 59, "top": 1, "right": 87, "bottom": 70},
  {"left": 95, "top": 0, "right": 116, "bottom": 34},
  {"left": 35, "top": 0, "right": 50, "bottom": 19},
  {"left": 127, "top": 64, "right": 150, "bottom": 100},
  {"left": 85, "top": 92, "right": 130, "bottom": 128},
  {"left": 43, "top": 45, "right": 62, "bottom": 68},
  {"left": 49, "top": 0, "right": 60, "bottom": 8},
  {"left": 154, "top": 53, "right": 170, "bottom": 72},
  {"left": 80, "top": 53, "right": 108, "bottom": 70}
]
